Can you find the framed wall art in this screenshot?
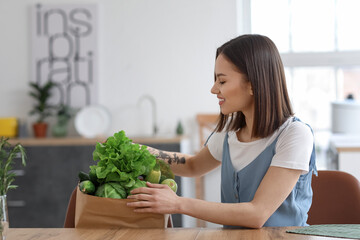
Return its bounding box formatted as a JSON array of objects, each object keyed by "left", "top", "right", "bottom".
[{"left": 30, "top": 3, "right": 98, "bottom": 108}]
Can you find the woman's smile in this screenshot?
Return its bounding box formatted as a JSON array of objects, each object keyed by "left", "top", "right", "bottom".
[{"left": 218, "top": 97, "right": 225, "bottom": 106}]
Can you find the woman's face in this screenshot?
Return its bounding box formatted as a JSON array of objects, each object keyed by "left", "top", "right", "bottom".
[{"left": 211, "top": 54, "right": 254, "bottom": 115}]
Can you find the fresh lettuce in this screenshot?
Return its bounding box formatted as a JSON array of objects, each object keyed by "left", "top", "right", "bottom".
[
  {"left": 91, "top": 130, "right": 156, "bottom": 194},
  {"left": 127, "top": 178, "right": 147, "bottom": 195},
  {"left": 95, "top": 182, "right": 127, "bottom": 199}
]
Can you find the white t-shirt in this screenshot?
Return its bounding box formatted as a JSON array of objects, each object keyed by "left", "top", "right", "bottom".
[{"left": 206, "top": 117, "right": 314, "bottom": 174}]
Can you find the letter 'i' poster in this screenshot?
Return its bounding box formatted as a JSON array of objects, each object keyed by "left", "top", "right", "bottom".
[{"left": 30, "top": 3, "right": 98, "bottom": 108}]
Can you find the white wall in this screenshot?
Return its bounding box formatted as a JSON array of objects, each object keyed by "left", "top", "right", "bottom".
[
  {"left": 0, "top": 0, "right": 237, "bottom": 146},
  {"left": 0, "top": 0, "right": 237, "bottom": 228}
]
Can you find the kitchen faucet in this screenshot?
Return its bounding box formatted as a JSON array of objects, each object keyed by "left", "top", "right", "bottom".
[{"left": 137, "top": 94, "right": 158, "bottom": 136}]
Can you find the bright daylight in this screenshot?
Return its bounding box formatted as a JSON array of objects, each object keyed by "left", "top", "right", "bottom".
[{"left": 0, "top": 0, "right": 359, "bottom": 239}]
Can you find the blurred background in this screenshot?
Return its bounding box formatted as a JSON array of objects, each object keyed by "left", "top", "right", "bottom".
[{"left": 1, "top": 0, "right": 360, "bottom": 228}]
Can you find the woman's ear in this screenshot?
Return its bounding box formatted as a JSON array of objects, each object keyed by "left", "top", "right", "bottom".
[{"left": 249, "top": 83, "right": 254, "bottom": 96}]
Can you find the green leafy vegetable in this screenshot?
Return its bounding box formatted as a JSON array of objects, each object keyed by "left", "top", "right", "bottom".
[
  {"left": 127, "top": 178, "right": 147, "bottom": 195},
  {"left": 95, "top": 182, "right": 127, "bottom": 199},
  {"left": 91, "top": 130, "right": 156, "bottom": 193},
  {"left": 80, "top": 130, "right": 176, "bottom": 199}
]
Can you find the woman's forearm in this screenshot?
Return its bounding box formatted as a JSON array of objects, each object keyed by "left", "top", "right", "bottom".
[
  {"left": 146, "top": 145, "right": 221, "bottom": 177},
  {"left": 178, "top": 197, "right": 265, "bottom": 228},
  {"left": 146, "top": 146, "right": 196, "bottom": 177},
  {"left": 147, "top": 147, "right": 187, "bottom": 165}
]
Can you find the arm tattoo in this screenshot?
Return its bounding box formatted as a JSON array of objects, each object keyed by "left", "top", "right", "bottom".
[
  {"left": 158, "top": 151, "right": 186, "bottom": 165},
  {"left": 147, "top": 147, "right": 186, "bottom": 165}
]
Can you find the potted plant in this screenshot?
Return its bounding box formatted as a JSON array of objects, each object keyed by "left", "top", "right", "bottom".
[
  {"left": 29, "top": 81, "right": 55, "bottom": 138},
  {"left": 52, "top": 104, "right": 73, "bottom": 137},
  {"left": 0, "top": 137, "right": 26, "bottom": 238}
]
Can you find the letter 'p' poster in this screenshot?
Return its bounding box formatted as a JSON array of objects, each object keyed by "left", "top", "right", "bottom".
[{"left": 30, "top": 3, "right": 98, "bottom": 108}]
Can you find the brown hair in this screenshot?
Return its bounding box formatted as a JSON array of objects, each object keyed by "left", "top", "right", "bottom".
[{"left": 214, "top": 34, "right": 293, "bottom": 138}]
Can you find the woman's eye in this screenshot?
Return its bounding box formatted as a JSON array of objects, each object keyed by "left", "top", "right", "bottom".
[{"left": 219, "top": 81, "right": 225, "bottom": 85}]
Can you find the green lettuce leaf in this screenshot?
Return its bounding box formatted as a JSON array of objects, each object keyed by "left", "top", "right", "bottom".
[
  {"left": 127, "top": 178, "right": 147, "bottom": 195},
  {"left": 91, "top": 130, "right": 156, "bottom": 191},
  {"left": 95, "top": 182, "right": 127, "bottom": 199}
]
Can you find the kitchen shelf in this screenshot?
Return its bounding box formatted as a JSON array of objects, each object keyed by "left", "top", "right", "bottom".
[{"left": 8, "top": 135, "right": 186, "bottom": 146}]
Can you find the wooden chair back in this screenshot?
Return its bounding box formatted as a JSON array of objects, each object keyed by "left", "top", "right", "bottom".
[
  {"left": 194, "top": 113, "right": 219, "bottom": 227},
  {"left": 307, "top": 170, "right": 360, "bottom": 224},
  {"left": 196, "top": 114, "right": 219, "bottom": 149},
  {"left": 64, "top": 188, "right": 77, "bottom": 228}
]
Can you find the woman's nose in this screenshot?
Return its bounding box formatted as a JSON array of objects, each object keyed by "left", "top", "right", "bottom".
[{"left": 211, "top": 82, "right": 218, "bottom": 94}]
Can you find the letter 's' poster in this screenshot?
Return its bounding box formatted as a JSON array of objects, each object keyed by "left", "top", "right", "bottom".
[{"left": 30, "top": 3, "right": 98, "bottom": 108}]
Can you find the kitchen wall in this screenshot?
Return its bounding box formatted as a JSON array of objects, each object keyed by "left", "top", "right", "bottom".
[
  {"left": 0, "top": 0, "right": 237, "bottom": 228},
  {"left": 0, "top": 0, "right": 237, "bottom": 150}
]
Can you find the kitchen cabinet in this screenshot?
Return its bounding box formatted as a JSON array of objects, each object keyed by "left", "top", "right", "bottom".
[
  {"left": 338, "top": 151, "right": 360, "bottom": 181},
  {"left": 329, "top": 134, "right": 360, "bottom": 182},
  {"left": 7, "top": 137, "right": 187, "bottom": 228}
]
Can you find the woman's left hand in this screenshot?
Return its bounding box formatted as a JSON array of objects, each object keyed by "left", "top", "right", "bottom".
[{"left": 127, "top": 182, "right": 180, "bottom": 214}]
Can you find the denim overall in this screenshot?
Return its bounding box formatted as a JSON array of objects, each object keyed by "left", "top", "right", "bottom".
[{"left": 220, "top": 118, "right": 317, "bottom": 228}]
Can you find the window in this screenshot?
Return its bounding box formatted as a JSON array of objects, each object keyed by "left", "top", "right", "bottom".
[
  {"left": 250, "top": 0, "right": 360, "bottom": 53},
  {"left": 237, "top": 0, "right": 360, "bottom": 168}
]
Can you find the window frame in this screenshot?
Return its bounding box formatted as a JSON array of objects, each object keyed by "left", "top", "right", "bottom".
[{"left": 236, "top": 0, "right": 360, "bottom": 68}]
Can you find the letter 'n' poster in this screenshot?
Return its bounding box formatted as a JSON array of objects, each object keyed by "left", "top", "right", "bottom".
[{"left": 30, "top": 3, "right": 98, "bottom": 108}]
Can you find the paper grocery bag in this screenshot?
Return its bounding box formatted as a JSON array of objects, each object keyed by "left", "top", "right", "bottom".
[{"left": 74, "top": 187, "right": 170, "bottom": 228}]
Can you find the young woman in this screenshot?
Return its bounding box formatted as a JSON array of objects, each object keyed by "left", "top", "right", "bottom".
[{"left": 127, "top": 34, "right": 317, "bottom": 228}]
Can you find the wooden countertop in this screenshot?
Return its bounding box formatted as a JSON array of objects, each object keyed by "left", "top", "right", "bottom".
[
  {"left": 330, "top": 134, "right": 360, "bottom": 153},
  {"left": 7, "top": 135, "right": 187, "bottom": 147},
  {"left": 5, "top": 227, "right": 339, "bottom": 240},
  {"left": 336, "top": 147, "right": 360, "bottom": 152}
]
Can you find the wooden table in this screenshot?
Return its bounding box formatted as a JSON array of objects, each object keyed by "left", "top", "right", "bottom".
[{"left": 5, "top": 227, "right": 353, "bottom": 240}]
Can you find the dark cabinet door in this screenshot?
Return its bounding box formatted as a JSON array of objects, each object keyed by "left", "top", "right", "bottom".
[{"left": 8, "top": 145, "right": 95, "bottom": 227}]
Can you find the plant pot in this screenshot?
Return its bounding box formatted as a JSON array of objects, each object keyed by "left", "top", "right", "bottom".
[
  {"left": 52, "top": 116, "right": 69, "bottom": 137},
  {"left": 33, "top": 122, "right": 48, "bottom": 138},
  {"left": 52, "top": 122, "right": 68, "bottom": 137},
  {"left": 0, "top": 195, "right": 8, "bottom": 239}
]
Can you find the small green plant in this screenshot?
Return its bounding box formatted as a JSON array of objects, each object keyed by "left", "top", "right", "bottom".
[
  {"left": 52, "top": 104, "right": 74, "bottom": 137},
  {"left": 0, "top": 137, "right": 26, "bottom": 195},
  {"left": 56, "top": 104, "right": 73, "bottom": 123},
  {"left": 29, "top": 81, "right": 55, "bottom": 123}
]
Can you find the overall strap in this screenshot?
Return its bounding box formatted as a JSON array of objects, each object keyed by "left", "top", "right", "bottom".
[{"left": 204, "top": 131, "right": 216, "bottom": 146}]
